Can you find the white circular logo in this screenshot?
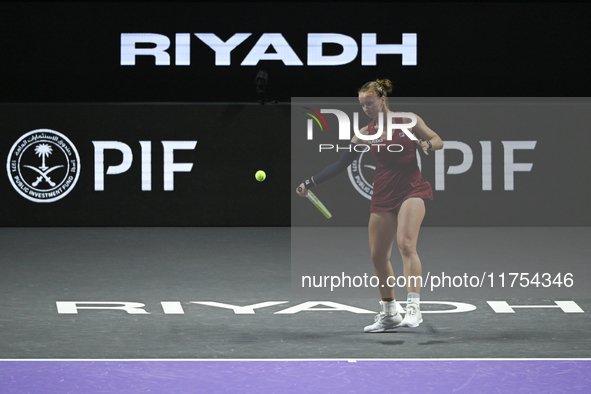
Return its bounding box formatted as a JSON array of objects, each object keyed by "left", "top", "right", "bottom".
[
  {"left": 347, "top": 149, "right": 422, "bottom": 200},
  {"left": 6, "top": 129, "right": 81, "bottom": 203},
  {"left": 347, "top": 151, "right": 376, "bottom": 200}
]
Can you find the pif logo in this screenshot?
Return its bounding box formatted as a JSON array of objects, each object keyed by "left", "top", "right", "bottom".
[
  {"left": 347, "top": 151, "right": 376, "bottom": 200},
  {"left": 7, "top": 129, "right": 81, "bottom": 203}
]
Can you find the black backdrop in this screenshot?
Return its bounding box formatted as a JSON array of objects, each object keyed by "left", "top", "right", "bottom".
[
  {"left": 0, "top": 104, "right": 290, "bottom": 226},
  {"left": 1, "top": 1, "right": 590, "bottom": 226},
  {"left": 2, "top": 2, "right": 590, "bottom": 102},
  {"left": 291, "top": 98, "right": 591, "bottom": 226}
]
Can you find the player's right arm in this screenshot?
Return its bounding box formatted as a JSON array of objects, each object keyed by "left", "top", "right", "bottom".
[{"left": 296, "top": 129, "right": 366, "bottom": 197}]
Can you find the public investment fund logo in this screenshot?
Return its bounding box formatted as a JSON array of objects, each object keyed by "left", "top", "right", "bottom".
[
  {"left": 347, "top": 151, "right": 375, "bottom": 200},
  {"left": 7, "top": 129, "right": 81, "bottom": 203}
]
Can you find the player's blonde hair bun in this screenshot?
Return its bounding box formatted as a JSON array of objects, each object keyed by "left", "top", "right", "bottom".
[
  {"left": 375, "top": 79, "right": 393, "bottom": 94},
  {"left": 358, "top": 78, "right": 393, "bottom": 97}
]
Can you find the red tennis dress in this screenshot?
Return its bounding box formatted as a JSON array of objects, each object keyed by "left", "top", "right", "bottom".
[{"left": 368, "top": 117, "right": 433, "bottom": 213}]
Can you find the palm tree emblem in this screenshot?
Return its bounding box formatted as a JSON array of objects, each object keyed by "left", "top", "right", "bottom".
[
  {"left": 35, "top": 143, "right": 52, "bottom": 171},
  {"left": 24, "top": 143, "right": 64, "bottom": 187},
  {"left": 8, "top": 129, "right": 81, "bottom": 202}
]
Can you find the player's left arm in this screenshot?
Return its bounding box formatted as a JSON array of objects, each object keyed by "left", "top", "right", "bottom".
[{"left": 407, "top": 112, "right": 443, "bottom": 155}]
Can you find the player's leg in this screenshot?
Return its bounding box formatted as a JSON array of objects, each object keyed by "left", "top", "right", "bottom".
[
  {"left": 395, "top": 197, "right": 426, "bottom": 327},
  {"left": 364, "top": 211, "right": 402, "bottom": 332},
  {"left": 369, "top": 211, "right": 398, "bottom": 298}
]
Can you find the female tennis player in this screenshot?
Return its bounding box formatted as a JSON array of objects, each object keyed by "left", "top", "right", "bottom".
[{"left": 297, "top": 79, "right": 443, "bottom": 332}]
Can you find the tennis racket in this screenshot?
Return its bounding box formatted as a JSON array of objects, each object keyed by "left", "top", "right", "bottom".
[{"left": 297, "top": 187, "right": 332, "bottom": 219}]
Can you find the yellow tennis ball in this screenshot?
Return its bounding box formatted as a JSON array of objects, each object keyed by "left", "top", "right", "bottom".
[{"left": 255, "top": 170, "right": 266, "bottom": 182}]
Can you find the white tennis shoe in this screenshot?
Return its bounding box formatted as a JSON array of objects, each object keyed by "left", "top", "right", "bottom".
[
  {"left": 364, "top": 301, "right": 403, "bottom": 333},
  {"left": 398, "top": 302, "right": 423, "bottom": 328},
  {"left": 364, "top": 312, "right": 403, "bottom": 333}
]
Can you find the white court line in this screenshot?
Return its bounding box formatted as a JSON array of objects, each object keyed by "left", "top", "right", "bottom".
[{"left": 1, "top": 358, "right": 590, "bottom": 362}]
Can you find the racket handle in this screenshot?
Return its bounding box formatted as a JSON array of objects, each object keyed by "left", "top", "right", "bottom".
[{"left": 297, "top": 186, "right": 303, "bottom": 193}]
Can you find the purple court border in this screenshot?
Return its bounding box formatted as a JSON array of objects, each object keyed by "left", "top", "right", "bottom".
[{"left": 1, "top": 359, "right": 590, "bottom": 393}]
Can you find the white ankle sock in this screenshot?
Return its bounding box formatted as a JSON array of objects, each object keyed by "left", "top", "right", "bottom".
[
  {"left": 407, "top": 292, "right": 420, "bottom": 305},
  {"left": 380, "top": 300, "right": 398, "bottom": 315}
]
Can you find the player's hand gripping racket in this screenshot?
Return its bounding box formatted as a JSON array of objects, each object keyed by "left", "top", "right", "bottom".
[{"left": 297, "top": 187, "right": 332, "bottom": 219}]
